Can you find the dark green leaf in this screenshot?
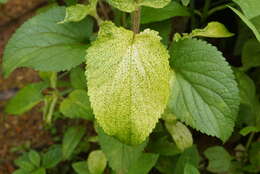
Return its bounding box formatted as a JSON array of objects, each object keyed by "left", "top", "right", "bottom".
[
  {"left": 70, "top": 66, "right": 87, "bottom": 89},
  {"left": 42, "top": 145, "right": 62, "bottom": 168},
  {"left": 5, "top": 82, "right": 47, "bottom": 115},
  {"left": 127, "top": 153, "right": 159, "bottom": 174},
  {"left": 13, "top": 169, "right": 28, "bottom": 174},
  {"left": 31, "top": 168, "right": 46, "bottom": 174},
  {"left": 3, "top": 7, "right": 93, "bottom": 77},
  {"left": 169, "top": 38, "right": 240, "bottom": 141},
  {"left": 204, "top": 146, "right": 232, "bottom": 173},
  {"left": 174, "top": 146, "right": 200, "bottom": 174},
  {"left": 62, "top": 126, "right": 86, "bottom": 160},
  {"left": 141, "top": 1, "right": 190, "bottom": 24},
  {"left": 59, "top": 90, "right": 93, "bottom": 120},
  {"left": 15, "top": 153, "right": 35, "bottom": 172},
  {"left": 155, "top": 156, "right": 178, "bottom": 174},
  {"left": 249, "top": 142, "right": 260, "bottom": 167},
  {"left": 97, "top": 128, "right": 147, "bottom": 173},
  {"left": 28, "top": 150, "right": 41, "bottom": 167},
  {"left": 242, "top": 39, "right": 260, "bottom": 70}
]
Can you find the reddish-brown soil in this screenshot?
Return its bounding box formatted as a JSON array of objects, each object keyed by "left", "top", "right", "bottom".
[{"left": 0, "top": 0, "right": 53, "bottom": 173}]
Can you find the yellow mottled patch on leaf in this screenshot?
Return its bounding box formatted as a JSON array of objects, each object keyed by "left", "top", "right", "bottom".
[{"left": 86, "top": 21, "right": 170, "bottom": 145}]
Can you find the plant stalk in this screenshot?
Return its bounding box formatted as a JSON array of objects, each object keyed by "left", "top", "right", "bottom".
[{"left": 131, "top": 8, "right": 141, "bottom": 34}]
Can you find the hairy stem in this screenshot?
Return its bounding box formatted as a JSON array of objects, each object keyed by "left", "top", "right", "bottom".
[
  {"left": 98, "top": 1, "right": 109, "bottom": 20},
  {"left": 131, "top": 8, "right": 141, "bottom": 34}
]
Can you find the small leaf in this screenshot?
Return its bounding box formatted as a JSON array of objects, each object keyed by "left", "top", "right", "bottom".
[
  {"left": 73, "top": 161, "right": 90, "bottom": 174},
  {"left": 204, "top": 146, "right": 232, "bottom": 173},
  {"left": 13, "top": 169, "right": 28, "bottom": 174},
  {"left": 184, "top": 164, "right": 200, "bottom": 174},
  {"left": 240, "top": 126, "right": 260, "bottom": 136},
  {"left": 190, "top": 22, "right": 234, "bottom": 38},
  {"left": 97, "top": 128, "right": 147, "bottom": 174},
  {"left": 62, "top": 126, "right": 86, "bottom": 160},
  {"left": 15, "top": 153, "right": 35, "bottom": 172},
  {"left": 70, "top": 66, "right": 87, "bottom": 89},
  {"left": 165, "top": 121, "right": 193, "bottom": 151},
  {"left": 174, "top": 146, "right": 200, "bottom": 174},
  {"left": 106, "top": 0, "right": 170, "bottom": 13},
  {"left": 127, "top": 153, "right": 159, "bottom": 174},
  {"left": 234, "top": 69, "right": 256, "bottom": 107},
  {"left": 249, "top": 142, "right": 260, "bottom": 167},
  {"left": 87, "top": 150, "right": 107, "bottom": 174},
  {"left": 31, "top": 168, "right": 46, "bottom": 174},
  {"left": 5, "top": 82, "right": 47, "bottom": 115},
  {"left": 168, "top": 38, "right": 240, "bottom": 141},
  {"left": 42, "top": 145, "right": 62, "bottom": 168},
  {"left": 141, "top": 1, "right": 190, "bottom": 24},
  {"left": 28, "top": 150, "right": 41, "bottom": 167},
  {"left": 59, "top": 1, "right": 97, "bottom": 23},
  {"left": 242, "top": 39, "right": 260, "bottom": 70},
  {"left": 3, "top": 7, "right": 93, "bottom": 77},
  {"left": 87, "top": 21, "right": 170, "bottom": 145},
  {"left": 146, "top": 136, "right": 181, "bottom": 156},
  {"left": 181, "top": 0, "right": 190, "bottom": 6},
  {"left": 59, "top": 90, "right": 93, "bottom": 120}
]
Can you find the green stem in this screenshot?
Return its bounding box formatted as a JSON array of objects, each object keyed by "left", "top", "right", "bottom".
[
  {"left": 131, "top": 8, "right": 141, "bottom": 34},
  {"left": 207, "top": 3, "right": 234, "bottom": 17},
  {"left": 246, "top": 132, "right": 255, "bottom": 150},
  {"left": 45, "top": 91, "right": 58, "bottom": 125},
  {"left": 201, "top": 0, "right": 212, "bottom": 23}
]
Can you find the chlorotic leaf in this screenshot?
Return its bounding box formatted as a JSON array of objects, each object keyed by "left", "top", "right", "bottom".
[
  {"left": 204, "top": 146, "right": 232, "bottom": 173},
  {"left": 59, "top": 0, "right": 97, "bottom": 23},
  {"left": 87, "top": 150, "right": 107, "bottom": 174},
  {"left": 106, "top": 0, "right": 170, "bottom": 13},
  {"left": 87, "top": 21, "right": 170, "bottom": 145},
  {"left": 165, "top": 121, "right": 193, "bottom": 151},
  {"left": 141, "top": 1, "right": 190, "bottom": 24},
  {"left": 168, "top": 38, "right": 239, "bottom": 141},
  {"left": 97, "top": 128, "right": 147, "bottom": 173},
  {"left": 190, "top": 22, "right": 234, "bottom": 38},
  {"left": 5, "top": 82, "right": 48, "bottom": 115},
  {"left": 3, "top": 7, "right": 93, "bottom": 77},
  {"left": 59, "top": 90, "right": 93, "bottom": 120},
  {"left": 181, "top": 0, "right": 190, "bottom": 6},
  {"left": 184, "top": 164, "right": 200, "bottom": 174},
  {"left": 59, "top": 4, "right": 92, "bottom": 23}
]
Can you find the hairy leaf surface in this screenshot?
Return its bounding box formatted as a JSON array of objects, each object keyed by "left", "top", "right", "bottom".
[
  {"left": 169, "top": 39, "right": 239, "bottom": 141},
  {"left": 87, "top": 21, "right": 170, "bottom": 145},
  {"left": 3, "top": 7, "right": 93, "bottom": 77}
]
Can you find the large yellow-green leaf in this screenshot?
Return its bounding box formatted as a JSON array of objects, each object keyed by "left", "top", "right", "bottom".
[
  {"left": 86, "top": 21, "right": 170, "bottom": 145},
  {"left": 106, "top": 0, "right": 170, "bottom": 13}
]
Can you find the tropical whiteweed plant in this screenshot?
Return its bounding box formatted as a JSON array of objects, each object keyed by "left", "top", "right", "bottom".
[{"left": 2, "top": 0, "right": 260, "bottom": 173}]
